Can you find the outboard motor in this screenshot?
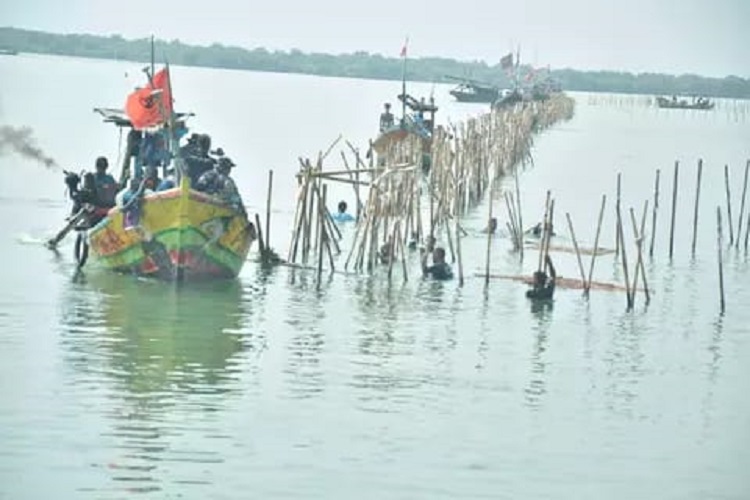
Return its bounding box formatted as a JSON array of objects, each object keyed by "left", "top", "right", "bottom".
[{"left": 63, "top": 170, "right": 82, "bottom": 205}]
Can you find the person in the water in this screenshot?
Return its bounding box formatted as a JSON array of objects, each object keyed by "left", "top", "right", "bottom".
[
  {"left": 482, "top": 217, "right": 498, "bottom": 234},
  {"left": 528, "top": 221, "right": 556, "bottom": 238},
  {"left": 332, "top": 200, "right": 355, "bottom": 222},
  {"left": 526, "top": 255, "right": 556, "bottom": 300},
  {"left": 422, "top": 246, "right": 453, "bottom": 280}
]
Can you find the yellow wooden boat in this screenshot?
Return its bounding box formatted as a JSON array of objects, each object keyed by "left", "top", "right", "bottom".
[
  {"left": 86, "top": 176, "right": 255, "bottom": 281},
  {"left": 49, "top": 62, "right": 256, "bottom": 281}
]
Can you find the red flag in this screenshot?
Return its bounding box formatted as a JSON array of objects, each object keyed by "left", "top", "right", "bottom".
[
  {"left": 400, "top": 37, "right": 408, "bottom": 58},
  {"left": 125, "top": 67, "right": 173, "bottom": 130}
]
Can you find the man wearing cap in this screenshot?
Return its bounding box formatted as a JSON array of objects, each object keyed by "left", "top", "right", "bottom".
[{"left": 196, "top": 156, "right": 243, "bottom": 210}]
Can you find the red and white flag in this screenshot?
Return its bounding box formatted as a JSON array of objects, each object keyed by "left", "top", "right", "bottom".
[{"left": 400, "top": 37, "right": 409, "bottom": 58}]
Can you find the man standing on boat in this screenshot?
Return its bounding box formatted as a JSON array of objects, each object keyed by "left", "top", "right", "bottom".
[
  {"left": 379, "top": 103, "right": 394, "bottom": 132},
  {"left": 93, "top": 156, "right": 117, "bottom": 208}
]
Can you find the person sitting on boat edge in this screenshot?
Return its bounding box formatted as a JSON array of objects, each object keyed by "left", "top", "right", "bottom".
[
  {"left": 332, "top": 200, "right": 355, "bottom": 223},
  {"left": 197, "top": 156, "right": 244, "bottom": 210},
  {"left": 421, "top": 245, "right": 453, "bottom": 281},
  {"left": 142, "top": 166, "right": 161, "bottom": 192},
  {"left": 379, "top": 102, "right": 394, "bottom": 132},
  {"left": 157, "top": 167, "right": 177, "bottom": 191},
  {"left": 526, "top": 255, "right": 556, "bottom": 300},
  {"left": 184, "top": 133, "right": 215, "bottom": 185},
  {"left": 216, "top": 157, "right": 243, "bottom": 211},
  {"left": 93, "top": 156, "right": 118, "bottom": 208},
  {"left": 116, "top": 177, "right": 154, "bottom": 208}
]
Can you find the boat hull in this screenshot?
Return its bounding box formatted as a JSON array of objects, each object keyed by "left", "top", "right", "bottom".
[
  {"left": 449, "top": 89, "right": 498, "bottom": 103},
  {"left": 655, "top": 96, "right": 714, "bottom": 110},
  {"left": 87, "top": 179, "right": 255, "bottom": 281}
]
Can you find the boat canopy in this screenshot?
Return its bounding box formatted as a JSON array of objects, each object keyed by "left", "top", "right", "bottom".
[{"left": 93, "top": 107, "right": 195, "bottom": 128}]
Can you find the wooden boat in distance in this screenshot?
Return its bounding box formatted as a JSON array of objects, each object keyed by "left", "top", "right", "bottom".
[
  {"left": 445, "top": 76, "right": 500, "bottom": 103},
  {"left": 656, "top": 95, "right": 715, "bottom": 110},
  {"left": 371, "top": 93, "right": 438, "bottom": 170}
]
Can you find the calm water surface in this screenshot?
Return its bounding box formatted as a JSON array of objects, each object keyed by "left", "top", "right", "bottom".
[{"left": 1, "top": 54, "right": 749, "bottom": 499}]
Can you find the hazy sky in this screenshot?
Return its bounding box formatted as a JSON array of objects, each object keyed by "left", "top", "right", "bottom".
[{"left": 2, "top": 0, "right": 748, "bottom": 77}]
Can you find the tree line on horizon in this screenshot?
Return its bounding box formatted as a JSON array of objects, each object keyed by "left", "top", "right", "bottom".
[{"left": 1, "top": 27, "right": 748, "bottom": 99}]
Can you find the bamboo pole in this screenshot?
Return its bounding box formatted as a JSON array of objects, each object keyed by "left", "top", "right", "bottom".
[
  {"left": 725, "top": 164, "right": 735, "bottom": 246},
  {"left": 456, "top": 214, "right": 464, "bottom": 287},
  {"left": 537, "top": 190, "right": 552, "bottom": 273},
  {"left": 717, "top": 206, "right": 726, "bottom": 313},
  {"left": 254, "top": 213, "right": 265, "bottom": 255},
  {"left": 616, "top": 202, "right": 633, "bottom": 310},
  {"left": 586, "top": 194, "right": 607, "bottom": 296},
  {"left": 735, "top": 160, "right": 749, "bottom": 249},
  {"left": 638, "top": 199, "right": 651, "bottom": 305},
  {"left": 316, "top": 184, "right": 327, "bottom": 287},
  {"left": 565, "top": 212, "right": 587, "bottom": 289},
  {"left": 265, "top": 169, "right": 273, "bottom": 256},
  {"left": 629, "top": 207, "right": 643, "bottom": 306},
  {"left": 669, "top": 160, "right": 679, "bottom": 260},
  {"left": 649, "top": 169, "right": 660, "bottom": 258},
  {"left": 484, "top": 178, "right": 495, "bottom": 286},
  {"left": 615, "top": 172, "right": 622, "bottom": 258},
  {"left": 544, "top": 199, "right": 556, "bottom": 268},
  {"left": 691, "top": 159, "right": 703, "bottom": 256},
  {"left": 505, "top": 193, "right": 519, "bottom": 249},
  {"left": 514, "top": 168, "right": 524, "bottom": 260}
]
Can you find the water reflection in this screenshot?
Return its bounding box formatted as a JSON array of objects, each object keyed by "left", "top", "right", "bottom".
[
  {"left": 524, "top": 298, "right": 554, "bottom": 409},
  {"left": 283, "top": 271, "right": 329, "bottom": 399},
  {"left": 58, "top": 272, "right": 255, "bottom": 494}
]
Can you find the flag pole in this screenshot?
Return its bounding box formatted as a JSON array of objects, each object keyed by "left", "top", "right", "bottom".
[
  {"left": 163, "top": 61, "right": 185, "bottom": 184},
  {"left": 401, "top": 36, "right": 408, "bottom": 123},
  {"left": 150, "top": 35, "right": 155, "bottom": 81}
]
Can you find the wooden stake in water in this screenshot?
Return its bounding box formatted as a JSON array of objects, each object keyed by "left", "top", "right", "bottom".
[
  {"left": 638, "top": 199, "right": 651, "bottom": 305},
  {"left": 316, "top": 184, "right": 327, "bottom": 288},
  {"left": 669, "top": 161, "right": 679, "bottom": 260},
  {"left": 484, "top": 178, "right": 495, "bottom": 286},
  {"left": 735, "top": 160, "right": 749, "bottom": 249},
  {"left": 537, "top": 190, "right": 552, "bottom": 273},
  {"left": 629, "top": 204, "right": 650, "bottom": 307},
  {"left": 615, "top": 172, "right": 622, "bottom": 258},
  {"left": 265, "top": 169, "right": 274, "bottom": 256},
  {"left": 717, "top": 206, "right": 726, "bottom": 313},
  {"left": 565, "top": 212, "right": 587, "bottom": 289},
  {"left": 617, "top": 202, "right": 633, "bottom": 310},
  {"left": 586, "top": 194, "right": 607, "bottom": 296},
  {"left": 456, "top": 215, "right": 464, "bottom": 287},
  {"left": 514, "top": 168, "right": 524, "bottom": 261},
  {"left": 724, "top": 164, "right": 734, "bottom": 246},
  {"left": 649, "top": 169, "right": 660, "bottom": 258},
  {"left": 691, "top": 159, "right": 703, "bottom": 257}
]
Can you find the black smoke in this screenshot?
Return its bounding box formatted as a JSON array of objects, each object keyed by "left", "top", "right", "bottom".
[{"left": 0, "top": 125, "right": 59, "bottom": 169}]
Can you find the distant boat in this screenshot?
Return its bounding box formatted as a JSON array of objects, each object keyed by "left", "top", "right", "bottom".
[
  {"left": 445, "top": 76, "right": 500, "bottom": 103},
  {"left": 371, "top": 92, "right": 438, "bottom": 171},
  {"left": 492, "top": 88, "right": 523, "bottom": 109},
  {"left": 656, "top": 95, "right": 714, "bottom": 110},
  {"left": 0, "top": 48, "right": 18, "bottom": 56}
]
